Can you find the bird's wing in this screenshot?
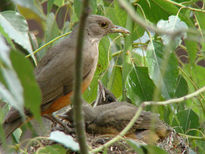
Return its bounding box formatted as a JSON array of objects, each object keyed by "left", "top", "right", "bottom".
[
  {"left": 94, "top": 104, "right": 161, "bottom": 133},
  {"left": 35, "top": 37, "right": 95, "bottom": 105}
]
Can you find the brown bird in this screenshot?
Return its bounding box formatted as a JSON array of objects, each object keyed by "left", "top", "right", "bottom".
[
  {"left": 2, "top": 15, "right": 129, "bottom": 138},
  {"left": 64, "top": 102, "right": 170, "bottom": 144}
]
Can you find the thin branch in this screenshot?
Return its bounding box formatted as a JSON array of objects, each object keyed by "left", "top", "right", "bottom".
[
  {"left": 164, "top": 0, "right": 205, "bottom": 13},
  {"left": 25, "top": 31, "right": 71, "bottom": 58},
  {"left": 72, "top": 0, "right": 90, "bottom": 153},
  {"left": 179, "top": 133, "right": 205, "bottom": 141},
  {"left": 117, "top": 0, "right": 205, "bottom": 38},
  {"left": 117, "top": 0, "right": 183, "bottom": 36},
  {"left": 144, "top": 86, "right": 205, "bottom": 106}
]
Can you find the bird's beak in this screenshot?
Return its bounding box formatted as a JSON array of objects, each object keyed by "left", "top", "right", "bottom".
[{"left": 110, "top": 25, "right": 130, "bottom": 34}]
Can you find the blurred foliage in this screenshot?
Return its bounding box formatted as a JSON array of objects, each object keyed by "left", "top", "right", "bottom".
[{"left": 0, "top": 0, "right": 205, "bottom": 153}]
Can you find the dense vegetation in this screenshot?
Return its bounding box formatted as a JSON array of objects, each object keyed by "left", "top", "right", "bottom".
[{"left": 0, "top": 0, "right": 205, "bottom": 153}]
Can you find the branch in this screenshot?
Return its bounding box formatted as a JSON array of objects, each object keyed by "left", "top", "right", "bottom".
[
  {"left": 144, "top": 86, "right": 205, "bottom": 106},
  {"left": 72, "top": 0, "right": 90, "bottom": 154},
  {"left": 25, "top": 31, "right": 71, "bottom": 58},
  {"left": 117, "top": 0, "right": 205, "bottom": 39},
  {"left": 164, "top": 0, "right": 205, "bottom": 13}
]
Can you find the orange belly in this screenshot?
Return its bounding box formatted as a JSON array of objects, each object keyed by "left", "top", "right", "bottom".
[{"left": 42, "top": 73, "right": 93, "bottom": 115}]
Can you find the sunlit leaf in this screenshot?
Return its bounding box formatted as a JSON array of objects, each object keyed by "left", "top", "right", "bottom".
[
  {"left": 0, "top": 36, "right": 24, "bottom": 115},
  {"left": 35, "top": 144, "right": 67, "bottom": 154},
  {"left": 146, "top": 41, "right": 178, "bottom": 99},
  {"left": 126, "top": 66, "right": 155, "bottom": 103},
  {"left": 49, "top": 131, "right": 79, "bottom": 151}
]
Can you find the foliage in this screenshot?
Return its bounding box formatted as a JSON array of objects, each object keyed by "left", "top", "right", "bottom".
[{"left": 0, "top": 0, "right": 205, "bottom": 153}]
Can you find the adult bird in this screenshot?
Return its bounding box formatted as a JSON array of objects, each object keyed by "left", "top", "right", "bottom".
[{"left": 2, "top": 15, "right": 129, "bottom": 138}]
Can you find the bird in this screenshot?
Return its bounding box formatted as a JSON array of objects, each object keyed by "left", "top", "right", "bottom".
[
  {"left": 2, "top": 15, "right": 130, "bottom": 138},
  {"left": 62, "top": 82, "right": 171, "bottom": 144},
  {"left": 63, "top": 102, "right": 171, "bottom": 144},
  {"left": 64, "top": 102, "right": 171, "bottom": 144}
]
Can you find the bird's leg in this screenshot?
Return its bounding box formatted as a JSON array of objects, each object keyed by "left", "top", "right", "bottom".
[{"left": 43, "top": 114, "right": 74, "bottom": 134}]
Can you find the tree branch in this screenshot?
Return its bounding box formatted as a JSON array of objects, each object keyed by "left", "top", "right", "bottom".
[{"left": 72, "top": 0, "right": 90, "bottom": 154}]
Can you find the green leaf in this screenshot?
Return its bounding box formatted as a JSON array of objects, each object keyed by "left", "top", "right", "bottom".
[
  {"left": 47, "top": 0, "right": 54, "bottom": 14},
  {"left": 126, "top": 139, "right": 144, "bottom": 154},
  {"left": 74, "top": 0, "right": 82, "bottom": 18},
  {"left": 83, "top": 37, "right": 110, "bottom": 102},
  {"left": 143, "top": 145, "right": 167, "bottom": 154},
  {"left": 174, "top": 75, "right": 188, "bottom": 98},
  {"left": 10, "top": 51, "right": 41, "bottom": 119},
  {"left": 49, "top": 131, "right": 79, "bottom": 151},
  {"left": 146, "top": 41, "right": 178, "bottom": 99},
  {"left": 138, "top": 0, "right": 192, "bottom": 25},
  {"left": 172, "top": 109, "right": 199, "bottom": 134},
  {"left": 35, "top": 144, "right": 67, "bottom": 154},
  {"left": 45, "top": 13, "right": 61, "bottom": 42},
  {"left": 126, "top": 66, "right": 155, "bottom": 103},
  {"left": 0, "top": 37, "right": 24, "bottom": 115},
  {"left": 185, "top": 39, "right": 198, "bottom": 65},
  {"left": 107, "top": 66, "right": 122, "bottom": 98},
  {"left": 54, "top": 0, "right": 64, "bottom": 7},
  {"left": 10, "top": 50, "right": 41, "bottom": 120},
  {"left": 0, "top": 11, "right": 32, "bottom": 52},
  {"left": 185, "top": 65, "right": 205, "bottom": 87}
]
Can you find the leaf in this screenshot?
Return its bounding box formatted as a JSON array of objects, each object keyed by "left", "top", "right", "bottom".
[
  {"left": 54, "top": 0, "right": 64, "bottom": 7},
  {"left": 143, "top": 145, "right": 167, "bottom": 154},
  {"left": 138, "top": 0, "right": 192, "bottom": 25},
  {"left": 157, "top": 15, "right": 188, "bottom": 46},
  {"left": 12, "top": 0, "right": 44, "bottom": 21},
  {"left": 126, "top": 66, "right": 155, "bottom": 103},
  {"left": 74, "top": 0, "right": 82, "bottom": 18},
  {"left": 172, "top": 109, "right": 199, "bottom": 134},
  {"left": 107, "top": 66, "right": 122, "bottom": 98},
  {"left": 10, "top": 50, "right": 41, "bottom": 120},
  {"left": 185, "top": 39, "right": 198, "bottom": 65},
  {"left": 45, "top": 13, "right": 61, "bottom": 42},
  {"left": 83, "top": 37, "right": 110, "bottom": 102},
  {"left": 126, "top": 139, "right": 144, "bottom": 154},
  {"left": 0, "top": 11, "right": 32, "bottom": 52},
  {"left": 49, "top": 131, "right": 79, "bottom": 151},
  {"left": 0, "top": 36, "right": 24, "bottom": 115},
  {"left": 35, "top": 144, "right": 67, "bottom": 154},
  {"left": 146, "top": 41, "right": 178, "bottom": 99},
  {"left": 174, "top": 75, "right": 188, "bottom": 98}
]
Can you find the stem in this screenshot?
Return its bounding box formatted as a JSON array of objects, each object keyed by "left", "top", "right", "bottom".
[{"left": 72, "top": 0, "right": 90, "bottom": 154}]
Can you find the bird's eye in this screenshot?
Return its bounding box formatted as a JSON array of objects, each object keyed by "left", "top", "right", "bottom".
[{"left": 100, "top": 22, "right": 108, "bottom": 28}]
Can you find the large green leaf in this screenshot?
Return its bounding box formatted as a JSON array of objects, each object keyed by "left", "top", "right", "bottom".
[
  {"left": 10, "top": 50, "right": 41, "bottom": 120},
  {"left": 0, "top": 36, "right": 24, "bottom": 114},
  {"left": 107, "top": 65, "right": 122, "bottom": 98},
  {"left": 83, "top": 37, "right": 110, "bottom": 102},
  {"left": 146, "top": 41, "right": 178, "bottom": 99},
  {"left": 126, "top": 66, "right": 155, "bottom": 103},
  {"left": 0, "top": 11, "right": 32, "bottom": 52},
  {"left": 172, "top": 109, "right": 199, "bottom": 134},
  {"left": 138, "top": 0, "right": 192, "bottom": 26},
  {"left": 185, "top": 39, "right": 198, "bottom": 65}
]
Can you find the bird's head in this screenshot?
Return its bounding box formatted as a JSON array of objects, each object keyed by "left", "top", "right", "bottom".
[{"left": 86, "top": 15, "right": 130, "bottom": 39}]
